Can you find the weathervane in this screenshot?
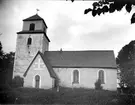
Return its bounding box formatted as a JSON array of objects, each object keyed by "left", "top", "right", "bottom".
[{"left": 36, "top": 9, "right": 39, "bottom": 14}]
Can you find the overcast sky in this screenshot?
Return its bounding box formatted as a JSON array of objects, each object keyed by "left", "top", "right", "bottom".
[{"left": 0, "top": 0, "right": 135, "bottom": 57}]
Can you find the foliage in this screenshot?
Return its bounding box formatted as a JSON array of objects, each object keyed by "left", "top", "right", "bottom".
[
  {"left": 117, "top": 93, "right": 135, "bottom": 105},
  {"left": 0, "top": 91, "right": 16, "bottom": 104},
  {"left": 116, "top": 40, "right": 135, "bottom": 92},
  {"left": 0, "top": 41, "right": 15, "bottom": 70},
  {"left": 95, "top": 79, "right": 103, "bottom": 90},
  {"left": 70, "top": 0, "right": 135, "bottom": 24},
  {"left": 0, "top": 41, "right": 4, "bottom": 70},
  {"left": 117, "top": 40, "right": 135, "bottom": 64},
  {"left": 12, "top": 76, "right": 24, "bottom": 88},
  {"left": 0, "top": 41, "right": 15, "bottom": 85},
  {"left": 2, "top": 52, "right": 15, "bottom": 70},
  {"left": 0, "top": 83, "right": 12, "bottom": 92}
]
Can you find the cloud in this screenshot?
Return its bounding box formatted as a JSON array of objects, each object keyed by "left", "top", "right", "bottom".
[
  {"left": 0, "top": 0, "right": 134, "bottom": 57},
  {"left": 87, "top": 23, "right": 130, "bottom": 40},
  {"left": 61, "top": 22, "right": 130, "bottom": 57},
  {"left": 79, "top": 23, "right": 130, "bottom": 48},
  {"left": 0, "top": 0, "right": 26, "bottom": 52},
  {"left": 49, "top": 13, "right": 77, "bottom": 50}
]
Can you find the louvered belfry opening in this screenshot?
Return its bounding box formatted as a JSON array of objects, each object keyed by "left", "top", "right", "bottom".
[{"left": 27, "top": 37, "right": 32, "bottom": 45}]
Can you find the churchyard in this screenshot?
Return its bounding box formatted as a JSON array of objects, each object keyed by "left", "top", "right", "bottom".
[{"left": 0, "top": 87, "right": 131, "bottom": 105}]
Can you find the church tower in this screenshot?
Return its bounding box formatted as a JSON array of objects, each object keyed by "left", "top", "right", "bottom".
[{"left": 13, "top": 14, "right": 50, "bottom": 77}]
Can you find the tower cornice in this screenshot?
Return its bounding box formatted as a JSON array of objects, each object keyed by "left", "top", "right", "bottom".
[{"left": 17, "top": 30, "right": 50, "bottom": 42}]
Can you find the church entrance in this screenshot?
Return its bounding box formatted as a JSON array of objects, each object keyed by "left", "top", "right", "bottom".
[{"left": 35, "top": 75, "right": 40, "bottom": 88}]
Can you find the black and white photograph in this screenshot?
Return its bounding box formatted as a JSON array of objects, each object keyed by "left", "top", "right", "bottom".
[{"left": 0, "top": 0, "right": 135, "bottom": 104}]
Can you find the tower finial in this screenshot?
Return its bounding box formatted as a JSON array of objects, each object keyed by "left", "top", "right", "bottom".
[{"left": 36, "top": 9, "right": 39, "bottom": 14}]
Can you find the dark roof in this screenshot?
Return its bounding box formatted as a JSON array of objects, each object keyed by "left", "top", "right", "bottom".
[
  {"left": 23, "top": 14, "right": 43, "bottom": 21},
  {"left": 44, "top": 50, "right": 117, "bottom": 68},
  {"left": 17, "top": 30, "right": 50, "bottom": 42},
  {"left": 23, "top": 14, "right": 47, "bottom": 28},
  {"left": 23, "top": 51, "right": 58, "bottom": 79}
]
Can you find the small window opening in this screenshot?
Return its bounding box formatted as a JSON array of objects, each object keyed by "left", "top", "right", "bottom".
[
  {"left": 73, "top": 70, "right": 79, "bottom": 84},
  {"left": 29, "top": 23, "right": 35, "bottom": 31},
  {"left": 98, "top": 70, "right": 105, "bottom": 84},
  {"left": 27, "top": 37, "right": 32, "bottom": 46}
]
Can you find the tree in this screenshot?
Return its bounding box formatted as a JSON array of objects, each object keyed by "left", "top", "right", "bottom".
[
  {"left": 0, "top": 41, "right": 4, "bottom": 70},
  {"left": 116, "top": 40, "right": 135, "bottom": 93},
  {"left": 4, "top": 52, "right": 15, "bottom": 84},
  {"left": 0, "top": 41, "right": 15, "bottom": 85},
  {"left": 70, "top": 0, "right": 135, "bottom": 24},
  {"left": 12, "top": 76, "right": 24, "bottom": 88}
]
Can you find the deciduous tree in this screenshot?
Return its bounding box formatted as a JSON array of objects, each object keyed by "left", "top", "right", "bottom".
[
  {"left": 70, "top": 0, "right": 135, "bottom": 24},
  {"left": 0, "top": 41, "right": 15, "bottom": 85},
  {"left": 116, "top": 40, "right": 135, "bottom": 92}
]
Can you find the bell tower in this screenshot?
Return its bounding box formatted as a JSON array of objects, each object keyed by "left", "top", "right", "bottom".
[{"left": 13, "top": 14, "right": 50, "bottom": 77}]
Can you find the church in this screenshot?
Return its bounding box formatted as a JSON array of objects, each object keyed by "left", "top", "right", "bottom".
[{"left": 13, "top": 14, "right": 117, "bottom": 91}]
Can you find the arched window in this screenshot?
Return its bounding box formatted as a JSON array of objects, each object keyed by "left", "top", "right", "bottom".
[
  {"left": 29, "top": 23, "right": 35, "bottom": 31},
  {"left": 27, "top": 37, "right": 32, "bottom": 45},
  {"left": 35, "top": 75, "right": 40, "bottom": 88},
  {"left": 73, "top": 70, "right": 79, "bottom": 84},
  {"left": 98, "top": 70, "right": 104, "bottom": 84}
]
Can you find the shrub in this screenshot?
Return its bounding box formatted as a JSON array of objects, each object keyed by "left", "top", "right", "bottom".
[
  {"left": 94, "top": 79, "right": 103, "bottom": 90},
  {"left": 0, "top": 83, "right": 12, "bottom": 91},
  {"left": 12, "top": 76, "right": 24, "bottom": 88}
]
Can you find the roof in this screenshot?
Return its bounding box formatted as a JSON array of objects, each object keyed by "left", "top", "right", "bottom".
[
  {"left": 23, "top": 14, "right": 48, "bottom": 28},
  {"left": 44, "top": 50, "right": 117, "bottom": 68},
  {"left": 17, "top": 30, "right": 50, "bottom": 42},
  {"left": 23, "top": 51, "right": 58, "bottom": 79}
]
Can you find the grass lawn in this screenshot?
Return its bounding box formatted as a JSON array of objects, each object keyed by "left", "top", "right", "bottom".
[{"left": 0, "top": 87, "right": 127, "bottom": 104}]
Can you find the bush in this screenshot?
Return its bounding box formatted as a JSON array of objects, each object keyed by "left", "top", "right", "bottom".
[
  {"left": 95, "top": 79, "right": 103, "bottom": 90},
  {"left": 12, "top": 76, "right": 24, "bottom": 88},
  {"left": 0, "top": 83, "right": 12, "bottom": 92}
]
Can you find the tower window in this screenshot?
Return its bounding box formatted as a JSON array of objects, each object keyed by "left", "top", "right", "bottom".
[
  {"left": 29, "top": 23, "right": 35, "bottom": 31},
  {"left": 27, "top": 37, "right": 32, "bottom": 45},
  {"left": 98, "top": 70, "right": 105, "bottom": 84},
  {"left": 73, "top": 70, "right": 79, "bottom": 84}
]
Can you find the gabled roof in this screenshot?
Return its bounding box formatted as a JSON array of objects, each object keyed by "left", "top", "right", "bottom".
[
  {"left": 23, "top": 14, "right": 48, "bottom": 28},
  {"left": 44, "top": 50, "right": 117, "bottom": 69},
  {"left": 23, "top": 51, "right": 58, "bottom": 79}
]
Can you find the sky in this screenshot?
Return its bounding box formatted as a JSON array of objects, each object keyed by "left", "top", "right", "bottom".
[{"left": 0, "top": 0, "right": 135, "bottom": 57}]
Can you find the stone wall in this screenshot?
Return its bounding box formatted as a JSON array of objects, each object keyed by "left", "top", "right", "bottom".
[
  {"left": 13, "top": 33, "right": 46, "bottom": 77},
  {"left": 54, "top": 67, "right": 117, "bottom": 91}
]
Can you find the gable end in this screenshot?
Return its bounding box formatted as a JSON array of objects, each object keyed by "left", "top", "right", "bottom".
[{"left": 23, "top": 51, "right": 58, "bottom": 79}]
